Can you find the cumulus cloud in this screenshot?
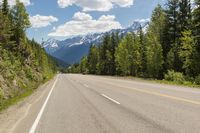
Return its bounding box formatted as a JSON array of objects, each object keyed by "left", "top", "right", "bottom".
[
  {"left": 19, "top": 0, "right": 31, "bottom": 6},
  {"left": 57, "top": 0, "right": 134, "bottom": 11},
  {"left": 73, "top": 12, "right": 92, "bottom": 21},
  {"left": 0, "top": 0, "right": 32, "bottom": 6},
  {"left": 48, "top": 12, "right": 122, "bottom": 37},
  {"left": 30, "top": 15, "right": 58, "bottom": 28},
  {"left": 111, "top": 0, "right": 134, "bottom": 7},
  {"left": 134, "top": 18, "right": 150, "bottom": 23}
]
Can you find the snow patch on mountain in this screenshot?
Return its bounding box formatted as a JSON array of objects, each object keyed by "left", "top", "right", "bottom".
[{"left": 43, "top": 20, "right": 149, "bottom": 64}]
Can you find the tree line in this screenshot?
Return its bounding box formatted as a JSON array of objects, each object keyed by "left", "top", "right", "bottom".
[
  {"left": 0, "top": 0, "right": 56, "bottom": 107},
  {"left": 68, "top": 0, "right": 200, "bottom": 84}
]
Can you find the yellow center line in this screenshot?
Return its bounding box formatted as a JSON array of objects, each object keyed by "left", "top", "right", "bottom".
[{"left": 107, "top": 82, "right": 200, "bottom": 105}]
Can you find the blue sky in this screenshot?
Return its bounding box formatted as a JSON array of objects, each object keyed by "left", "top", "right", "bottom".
[{"left": 19, "top": 0, "right": 167, "bottom": 42}]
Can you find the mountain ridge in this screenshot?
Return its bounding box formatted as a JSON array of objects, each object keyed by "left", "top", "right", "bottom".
[{"left": 43, "top": 21, "right": 149, "bottom": 64}]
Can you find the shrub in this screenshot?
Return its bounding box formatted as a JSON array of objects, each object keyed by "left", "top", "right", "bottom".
[
  {"left": 195, "top": 75, "right": 200, "bottom": 85},
  {"left": 164, "top": 70, "right": 185, "bottom": 84}
]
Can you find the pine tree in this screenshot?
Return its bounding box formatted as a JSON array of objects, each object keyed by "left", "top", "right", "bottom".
[
  {"left": 98, "top": 34, "right": 111, "bottom": 75},
  {"left": 193, "top": 0, "right": 200, "bottom": 47},
  {"left": 178, "top": 0, "right": 192, "bottom": 32},
  {"left": 165, "top": 0, "right": 179, "bottom": 45},
  {"left": 161, "top": 20, "right": 172, "bottom": 73},
  {"left": 11, "top": 0, "right": 30, "bottom": 47},
  {"left": 110, "top": 32, "right": 117, "bottom": 75},
  {"left": 0, "top": 0, "right": 13, "bottom": 50},
  {"left": 2, "top": 0, "right": 9, "bottom": 15},
  {"left": 0, "top": 0, "right": 56, "bottom": 106},
  {"left": 165, "top": 0, "right": 182, "bottom": 72},
  {"left": 138, "top": 26, "right": 147, "bottom": 76},
  {"left": 192, "top": 0, "right": 200, "bottom": 75}
]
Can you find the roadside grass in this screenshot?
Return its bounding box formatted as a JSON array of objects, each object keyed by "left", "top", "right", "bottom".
[
  {"left": 0, "top": 89, "right": 33, "bottom": 112},
  {"left": 0, "top": 74, "right": 55, "bottom": 112},
  {"left": 114, "top": 76, "right": 200, "bottom": 88},
  {"left": 151, "top": 79, "right": 200, "bottom": 88},
  {"left": 90, "top": 74, "right": 200, "bottom": 89}
]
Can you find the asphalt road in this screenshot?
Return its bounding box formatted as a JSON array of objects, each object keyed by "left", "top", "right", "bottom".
[{"left": 11, "top": 74, "right": 200, "bottom": 133}]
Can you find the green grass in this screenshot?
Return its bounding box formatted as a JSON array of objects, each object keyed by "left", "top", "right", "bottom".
[
  {"left": 0, "top": 89, "right": 33, "bottom": 112},
  {"left": 0, "top": 73, "right": 56, "bottom": 112},
  {"left": 151, "top": 79, "right": 200, "bottom": 88},
  {"left": 115, "top": 75, "right": 200, "bottom": 88}
]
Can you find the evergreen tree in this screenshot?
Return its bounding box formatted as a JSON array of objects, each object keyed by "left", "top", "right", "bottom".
[
  {"left": 0, "top": 0, "right": 13, "bottom": 50},
  {"left": 67, "top": 0, "right": 200, "bottom": 84},
  {"left": 150, "top": 5, "right": 166, "bottom": 44},
  {"left": 12, "top": 0, "right": 30, "bottom": 46},
  {"left": 2, "top": 0, "right": 9, "bottom": 15},
  {"left": 162, "top": 16, "right": 172, "bottom": 64},
  {"left": 165, "top": 0, "right": 182, "bottom": 72},
  {"left": 110, "top": 32, "right": 117, "bottom": 75},
  {"left": 98, "top": 34, "right": 111, "bottom": 75},
  {"left": 192, "top": 0, "right": 200, "bottom": 75},
  {"left": 193, "top": 0, "right": 200, "bottom": 47},
  {"left": 165, "top": 0, "right": 179, "bottom": 45},
  {"left": 178, "top": 0, "right": 192, "bottom": 32},
  {"left": 0, "top": 0, "right": 56, "bottom": 107},
  {"left": 138, "top": 26, "right": 147, "bottom": 76}
]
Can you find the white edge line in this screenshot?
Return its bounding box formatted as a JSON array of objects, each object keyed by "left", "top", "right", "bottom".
[
  {"left": 29, "top": 75, "right": 59, "bottom": 133},
  {"left": 10, "top": 80, "right": 55, "bottom": 133},
  {"left": 101, "top": 94, "right": 120, "bottom": 105}
]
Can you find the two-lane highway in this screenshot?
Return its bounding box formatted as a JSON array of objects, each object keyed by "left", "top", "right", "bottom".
[{"left": 11, "top": 74, "right": 200, "bottom": 133}]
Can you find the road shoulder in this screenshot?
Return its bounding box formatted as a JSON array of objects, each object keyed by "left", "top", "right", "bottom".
[{"left": 0, "top": 76, "right": 57, "bottom": 133}]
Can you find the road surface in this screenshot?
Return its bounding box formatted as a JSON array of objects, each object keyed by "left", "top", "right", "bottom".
[{"left": 3, "top": 74, "right": 200, "bottom": 133}]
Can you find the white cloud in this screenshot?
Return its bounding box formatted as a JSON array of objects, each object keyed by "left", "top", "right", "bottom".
[
  {"left": 73, "top": 12, "right": 92, "bottom": 21},
  {"left": 57, "top": 0, "right": 74, "bottom": 8},
  {"left": 48, "top": 12, "right": 122, "bottom": 37},
  {"left": 57, "top": 0, "right": 134, "bottom": 11},
  {"left": 19, "top": 0, "right": 31, "bottom": 6},
  {"left": 111, "top": 0, "right": 134, "bottom": 7},
  {"left": 134, "top": 18, "right": 150, "bottom": 23},
  {"left": 30, "top": 15, "right": 58, "bottom": 28},
  {"left": 0, "top": 0, "right": 32, "bottom": 6}
]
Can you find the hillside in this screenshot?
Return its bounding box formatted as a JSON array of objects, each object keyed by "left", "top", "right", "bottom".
[{"left": 0, "top": 1, "right": 56, "bottom": 110}]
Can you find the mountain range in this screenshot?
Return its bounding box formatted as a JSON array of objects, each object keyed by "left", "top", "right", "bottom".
[{"left": 42, "top": 21, "right": 149, "bottom": 65}]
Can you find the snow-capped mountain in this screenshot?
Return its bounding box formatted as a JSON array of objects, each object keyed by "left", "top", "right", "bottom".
[
  {"left": 42, "top": 38, "right": 60, "bottom": 54},
  {"left": 43, "top": 21, "right": 149, "bottom": 64}
]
